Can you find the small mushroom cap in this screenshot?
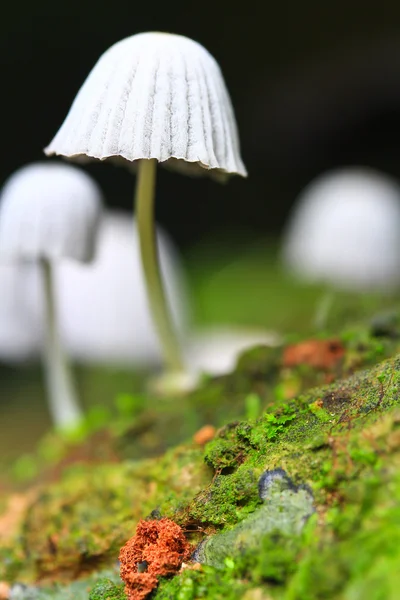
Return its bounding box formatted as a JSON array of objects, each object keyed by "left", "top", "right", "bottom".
[
  {"left": 0, "top": 162, "right": 103, "bottom": 263},
  {"left": 45, "top": 32, "right": 247, "bottom": 179},
  {"left": 282, "top": 168, "right": 400, "bottom": 291}
]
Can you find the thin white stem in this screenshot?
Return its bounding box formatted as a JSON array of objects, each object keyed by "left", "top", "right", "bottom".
[{"left": 41, "top": 258, "right": 82, "bottom": 429}]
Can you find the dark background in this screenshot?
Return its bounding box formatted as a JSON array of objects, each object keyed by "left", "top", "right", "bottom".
[{"left": 2, "top": 1, "right": 400, "bottom": 248}]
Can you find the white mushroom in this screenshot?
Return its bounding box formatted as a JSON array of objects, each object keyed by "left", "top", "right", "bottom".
[
  {"left": 45, "top": 31, "right": 247, "bottom": 377},
  {"left": 281, "top": 167, "right": 400, "bottom": 327},
  {"left": 0, "top": 162, "right": 103, "bottom": 429},
  {"left": 282, "top": 167, "right": 400, "bottom": 292},
  {"left": 51, "top": 210, "right": 189, "bottom": 367}
]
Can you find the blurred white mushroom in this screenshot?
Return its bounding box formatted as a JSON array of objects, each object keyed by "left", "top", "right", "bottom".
[
  {"left": 48, "top": 210, "right": 189, "bottom": 367},
  {"left": 0, "top": 162, "right": 103, "bottom": 428},
  {"left": 282, "top": 168, "right": 400, "bottom": 292},
  {"left": 48, "top": 212, "right": 275, "bottom": 389},
  {"left": 0, "top": 263, "right": 40, "bottom": 363},
  {"left": 45, "top": 31, "right": 247, "bottom": 376}
]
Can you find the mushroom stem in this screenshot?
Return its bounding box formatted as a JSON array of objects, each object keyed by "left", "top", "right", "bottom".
[
  {"left": 135, "top": 159, "right": 184, "bottom": 372},
  {"left": 41, "top": 258, "right": 83, "bottom": 428}
]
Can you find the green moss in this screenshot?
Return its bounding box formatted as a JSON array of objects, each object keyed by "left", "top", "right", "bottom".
[
  {"left": 203, "top": 424, "right": 249, "bottom": 471},
  {"left": 0, "top": 446, "right": 211, "bottom": 582},
  {"left": 286, "top": 472, "right": 400, "bottom": 600},
  {"left": 154, "top": 523, "right": 312, "bottom": 599},
  {"left": 202, "top": 405, "right": 298, "bottom": 474},
  {"left": 193, "top": 471, "right": 314, "bottom": 567},
  {"left": 2, "top": 309, "right": 400, "bottom": 599},
  {"left": 155, "top": 566, "right": 250, "bottom": 600},
  {"left": 180, "top": 357, "right": 399, "bottom": 539},
  {"left": 187, "top": 466, "right": 261, "bottom": 527},
  {"left": 88, "top": 578, "right": 126, "bottom": 600},
  {"left": 156, "top": 456, "right": 400, "bottom": 600}
]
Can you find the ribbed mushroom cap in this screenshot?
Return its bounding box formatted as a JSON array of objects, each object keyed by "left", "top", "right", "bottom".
[
  {"left": 282, "top": 168, "right": 400, "bottom": 292},
  {"left": 0, "top": 162, "right": 102, "bottom": 262},
  {"left": 44, "top": 32, "right": 247, "bottom": 179}
]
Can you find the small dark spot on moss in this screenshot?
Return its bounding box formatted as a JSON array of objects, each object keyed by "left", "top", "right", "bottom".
[{"left": 322, "top": 391, "right": 352, "bottom": 412}]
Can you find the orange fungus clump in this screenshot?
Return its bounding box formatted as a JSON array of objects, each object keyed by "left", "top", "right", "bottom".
[{"left": 119, "top": 518, "right": 192, "bottom": 600}]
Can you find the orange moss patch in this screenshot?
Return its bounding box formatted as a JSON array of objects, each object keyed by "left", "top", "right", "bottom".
[
  {"left": 119, "top": 518, "right": 192, "bottom": 600},
  {"left": 283, "top": 339, "right": 345, "bottom": 370}
]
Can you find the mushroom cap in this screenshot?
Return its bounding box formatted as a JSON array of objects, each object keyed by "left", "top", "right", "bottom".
[
  {"left": 282, "top": 168, "right": 400, "bottom": 292},
  {"left": 45, "top": 211, "right": 190, "bottom": 367},
  {"left": 44, "top": 32, "right": 247, "bottom": 179},
  {"left": 0, "top": 162, "right": 103, "bottom": 262}
]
